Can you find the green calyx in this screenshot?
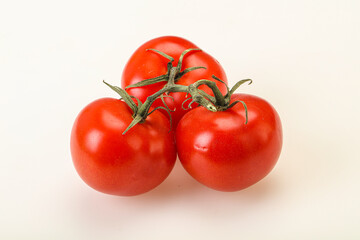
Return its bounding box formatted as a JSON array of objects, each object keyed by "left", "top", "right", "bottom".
[
  {"left": 212, "top": 75, "right": 252, "bottom": 112},
  {"left": 103, "top": 80, "right": 173, "bottom": 135},
  {"left": 125, "top": 48, "right": 206, "bottom": 89},
  {"left": 186, "top": 75, "right": 252, "bottom": 123}
]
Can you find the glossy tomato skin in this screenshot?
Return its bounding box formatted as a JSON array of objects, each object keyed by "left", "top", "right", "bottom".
[
  {"left": 121, "top": 36, "right": 228, "bottom": 127},
  {"left": 176, "top": 94, "right": 282, "bottom": 192},
  {"left": 70, "top": 98, "right": 176, "bottom": 196}
]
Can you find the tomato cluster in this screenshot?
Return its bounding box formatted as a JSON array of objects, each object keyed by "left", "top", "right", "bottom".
[{"left": 70, "top": 36, "right": 283, "bottom": 196}]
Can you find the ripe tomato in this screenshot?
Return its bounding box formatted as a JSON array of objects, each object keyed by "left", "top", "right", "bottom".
[
  {"left": 176, "top": 94, "right": 282, "bottom": 191},
  {"left": 121, "top": 36, "right": 228, "bottom": 127},
  {"left": 70, "top": 98, "right": 176, "bottom": 196}
]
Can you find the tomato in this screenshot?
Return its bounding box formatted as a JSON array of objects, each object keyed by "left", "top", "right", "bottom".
[
  {"left": 70, "top": 98, "right": 176, "bottom": 196},
  {"left": 121, "top": 36, "right": 228, "bottom": 127},
  {"left": 176, "top": 94, "right": 282, "bottom": 191}
]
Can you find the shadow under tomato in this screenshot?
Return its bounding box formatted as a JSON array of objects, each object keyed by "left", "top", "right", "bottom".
[
  {"left": 141, "top": 161, "right": 282, "bottom": 203},
  {"left": 140, "top": 159, "right": 203, "bottom": 200},
  {"left": 225, "top": 170, "right": 283, "bottom": 202}
]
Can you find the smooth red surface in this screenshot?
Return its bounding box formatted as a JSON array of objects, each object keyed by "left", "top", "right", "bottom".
[
  {"left": 121, "top": 36, "right": 228, "bottom": 127},
  {"left": 70, "top": 98, "right": 176, "bottom": 196},
  {"left": 176, "top": 94, "right": 283, "bottom": 192}
]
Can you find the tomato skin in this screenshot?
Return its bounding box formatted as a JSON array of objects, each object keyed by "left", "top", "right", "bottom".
[
  {"left": 70, "top": 98, "right": 176, "bottom": 196},
  {"left": 121, "top": 36, "right": 228, "bottom": 127},
  {"left": 176, "top": 94, "right": 282, "bottom": 192}
]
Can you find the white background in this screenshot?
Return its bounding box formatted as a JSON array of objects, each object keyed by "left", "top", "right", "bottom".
[{"left": 1, "top": 0, "right": 360, "bottom": 239}]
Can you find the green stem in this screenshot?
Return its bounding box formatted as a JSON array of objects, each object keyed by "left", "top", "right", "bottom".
[
  {"left": 167, "top": 67, "right": 178, "bottom": 86},
  {"left": 135, "top": 78, "right": 187, "bottom": 118},
  {"left": 106, "top": 48, "right": 252, "bottom": 135},
  {"left": 134, "top": 74, "right": 218, "bottom": 122}
]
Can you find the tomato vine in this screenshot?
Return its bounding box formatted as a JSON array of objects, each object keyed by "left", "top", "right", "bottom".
[{"left": 104, "top": 48, "right": 252, "bottom": 134}]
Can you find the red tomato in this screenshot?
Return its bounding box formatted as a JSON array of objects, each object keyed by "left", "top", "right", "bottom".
[
  {"left": 70, "top": 98, "right": 176, "bottom": 196},
  {"left": 176, "top": 94, "right": 282, "bottom": 191},
  {"left": 121, "top": 36, "right": 228, "bottom": 127}
]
